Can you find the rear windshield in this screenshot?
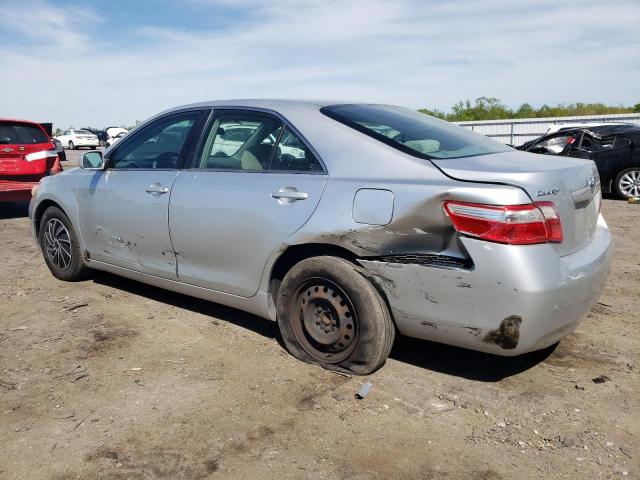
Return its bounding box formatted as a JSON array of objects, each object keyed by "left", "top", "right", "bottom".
[
  {"left": 0, "top": 122, "right": 49, "bottom": 145},
  {"left": 321, "top": 104, "right": 512, "bottom": 159},
  {"left": 76, "top": 130, "right": 93, "bottom": 135}
]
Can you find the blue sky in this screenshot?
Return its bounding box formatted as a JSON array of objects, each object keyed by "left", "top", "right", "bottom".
[{"left": 1, "top": 0, "right": 638, "bottom": 128}]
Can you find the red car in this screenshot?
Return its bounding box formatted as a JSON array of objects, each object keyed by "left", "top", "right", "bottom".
[{"left": 0, "top": 119, "right": 62, "bottom": 203}]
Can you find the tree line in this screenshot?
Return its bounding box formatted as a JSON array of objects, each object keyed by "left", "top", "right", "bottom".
[{"left": 419, "top": 97, "right": 640, "bottom": 122}]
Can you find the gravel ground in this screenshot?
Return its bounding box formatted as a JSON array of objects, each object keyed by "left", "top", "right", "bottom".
[{"left": 0, "top": 158, "right": 638, "bottom": 479}]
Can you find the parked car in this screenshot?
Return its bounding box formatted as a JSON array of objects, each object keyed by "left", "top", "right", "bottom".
[
  {"left": 0, "top": 119, "right": 62, "bottom": 202},
  {"left": 55, "top": 129, "right": 99, "bottom": 150},
  {"left": 517, "top": 123, "right": 640, "bottom": 199},
  {"left": 105, "top": 131, "right": 127, "bottom": 147},
  {"left": 83, "top": 128, "right": 109, "bottom": 147},
  {"left": 105, "top": 127, "right": 128, "bottom": 146},
  {"left": 29, "top": 100, "right": 612, "bottom": 374}
]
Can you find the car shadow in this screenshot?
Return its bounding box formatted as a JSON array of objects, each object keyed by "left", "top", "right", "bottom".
[
  {"left": 91, "top": 270, "right": 553, "bottom": 381},
  {"left": 92, "top": 271, "right": 278, "bottom": 340},
  {"left": 389, "top": 334, "right": 556, "bottom": 382},
  {"left": 0, "top": 201, "right": 30, "bottom": 219}
]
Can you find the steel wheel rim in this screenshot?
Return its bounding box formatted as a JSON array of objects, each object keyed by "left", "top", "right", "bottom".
[
  {"left": 43, "top": 218, "right": 72, "bottom": 271},
  {"left": 619, "top": 169, "right": 640, "bottom": 198},
  {"left": 290, "top": 278, "right": 358, "bottom": 363}
]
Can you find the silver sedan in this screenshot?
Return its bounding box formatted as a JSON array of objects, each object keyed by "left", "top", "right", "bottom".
[{"left": 29, "top": 100, "right": 613, "bottom": 374}]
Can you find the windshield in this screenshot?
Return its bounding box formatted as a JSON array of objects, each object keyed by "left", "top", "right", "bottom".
[
  {"left": 321, "top": 104, "right": 512, "bottom": 159},
  {"left": 76, "top": 130, "right": 93, "bottom": 135}
]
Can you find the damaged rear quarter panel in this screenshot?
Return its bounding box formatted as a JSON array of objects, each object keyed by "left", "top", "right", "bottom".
[{"left": 286, "top": 175, "right": 530, "bottom": 259}]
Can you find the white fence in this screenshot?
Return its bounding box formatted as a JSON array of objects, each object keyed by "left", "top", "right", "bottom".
[{"left": 455, "top": 113, "right": 640, "bottom": 145}]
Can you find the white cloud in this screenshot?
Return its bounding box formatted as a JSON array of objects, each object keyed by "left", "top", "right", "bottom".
[{"left": 0, "top": 0, "right": 638, "bottom": 127}]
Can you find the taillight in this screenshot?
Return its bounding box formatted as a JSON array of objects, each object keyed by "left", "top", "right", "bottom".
[
  {"left": 534, "top": 201, "right": 563, "bottom": 242},
  {"left": 50, "top": 157, "right": 63, "bottom": 174},
  {"left": 443, "top": 201, "right": 563, "bottom": 245}
]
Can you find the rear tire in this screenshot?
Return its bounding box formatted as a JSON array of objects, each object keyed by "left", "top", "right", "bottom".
[
  {"left": 68, "top": 141, "right": 75, "bottom": 150},
  {"left": 276, "top": 256, "right": 395, "bottom": 375},
  {"left": 614, "top": 167, "right": 640, "bottom": 199},
  {"left": 38, "top": 206, "right": 89, "bottom": 281}
]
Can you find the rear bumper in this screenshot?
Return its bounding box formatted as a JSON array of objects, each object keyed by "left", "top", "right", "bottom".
[
  {"left": 0, "top": 180, "right": 38, "bottom": 202},
  {"left": 358, "top": 214, "right": 613, "bottom": 356},
  {"left": 68, "top": 139, "right": 98, "bottom": 147}
]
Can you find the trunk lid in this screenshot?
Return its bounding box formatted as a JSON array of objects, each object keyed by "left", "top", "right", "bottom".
[
  {"left": 432, "top": 151, "right": 601, "bottom": 256},
  {"left": 0, "top": 142, "right": 51, "bottom": 177}
]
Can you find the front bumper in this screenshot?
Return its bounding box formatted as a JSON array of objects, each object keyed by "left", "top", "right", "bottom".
[{"left": 358, "top": 215, "right": 613, "bottom": 356}]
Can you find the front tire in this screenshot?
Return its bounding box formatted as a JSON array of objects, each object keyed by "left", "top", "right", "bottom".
[
  {"left": 277, "top": 256, "right": 395, "bottom": 375},
  {"left": 68, "top": 141, "right": 75, "bottom": 150},
  {"left": 38, "top": 206, "right": 88, "bottom": 281},
  {"left": 614, "top": 167, "right": 640, "bottom": 199}
]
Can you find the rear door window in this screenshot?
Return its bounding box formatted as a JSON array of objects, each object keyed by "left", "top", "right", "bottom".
[
  {"left": 270, "top": 127, "right": 324, "bottom": 173},
  {"left": 0, "top": 122, "right": 49, "bottom": 145},
  {"left": 197, "top": 111, "right": 283, "bottom": 171}
]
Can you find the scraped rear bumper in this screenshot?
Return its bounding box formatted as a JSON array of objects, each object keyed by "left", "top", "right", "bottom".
[{"left": 358, "top": 215, "right": 613, "bottom": 356}]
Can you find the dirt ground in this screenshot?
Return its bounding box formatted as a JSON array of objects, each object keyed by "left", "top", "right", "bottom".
[{"left": 1, "top": 155, "right": 638, "bottom": 479}]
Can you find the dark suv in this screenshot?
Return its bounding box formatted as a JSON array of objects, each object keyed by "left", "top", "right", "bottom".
[{"left": 517, "top": 124, "right": 640, "bottom": 199}]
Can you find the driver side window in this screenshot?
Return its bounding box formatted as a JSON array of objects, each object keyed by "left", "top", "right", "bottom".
[
  {"left": 110, "top": 111, "right": 199, "bottom": 169},
  {"left": 270, "top": 127, "right": 324, "bottom": 172},
  {"left": 529, "top": 133, "right": 574, "bottom": 155}
]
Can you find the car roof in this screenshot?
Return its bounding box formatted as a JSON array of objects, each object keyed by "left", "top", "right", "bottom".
[
  {"left": 0, "top": 118, "right": 44, "bottom": 127},
  {"left": 556, "top": 123, "right": 640, "bottom": 135},
  {"left": 548, "top": 122, "right": 635, "bottom": 132},
  {"left": 156, "top": 99, "right": 365, "bottom": 119},
  {"left": 124, "top": 99, "right": 443, "bottom": 179}
]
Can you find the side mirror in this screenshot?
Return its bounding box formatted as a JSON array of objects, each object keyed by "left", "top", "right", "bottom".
[{"left": 81, "top": 151, "right": 104, "bottom": 169}]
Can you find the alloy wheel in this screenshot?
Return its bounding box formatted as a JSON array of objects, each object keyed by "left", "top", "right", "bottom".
[
  {"left": 43, "top": 218, "right": 72, "bottom": 271},
  {"left": 619, "top": 169, "right": 640, "bottom": 198}
]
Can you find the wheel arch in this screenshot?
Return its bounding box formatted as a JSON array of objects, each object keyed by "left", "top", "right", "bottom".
[
  {"left": 33, "top": 199, "right": 68, "bottom": 238},
  {"left": 269, "top": 243, "right": 359, "bottom": 299},
  {"left": 267, "top": 242, "right": 397, "bottom": 330}
]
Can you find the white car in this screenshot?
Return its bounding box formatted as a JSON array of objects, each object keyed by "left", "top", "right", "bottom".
[
  {"left": 105, "top": 127, "right": 128, "bottom": 146},
  {"left": 106, "top": 131, "right": 127, "bottom": 147},
  {"left": 55, "top": 129, "right": 99, "bottom": 150}
]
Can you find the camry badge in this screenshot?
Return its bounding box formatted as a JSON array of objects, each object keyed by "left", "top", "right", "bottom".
[{"left": 536, "top": 188, "right": 559, "bottom": 197}]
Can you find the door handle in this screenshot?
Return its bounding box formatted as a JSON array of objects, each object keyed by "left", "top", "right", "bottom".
[
  {"left": 271, "top": 187, "right": 308, "bottom": 203},
  {"left": 145, "top": 183, "right": 169, "bottom": 196}
]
